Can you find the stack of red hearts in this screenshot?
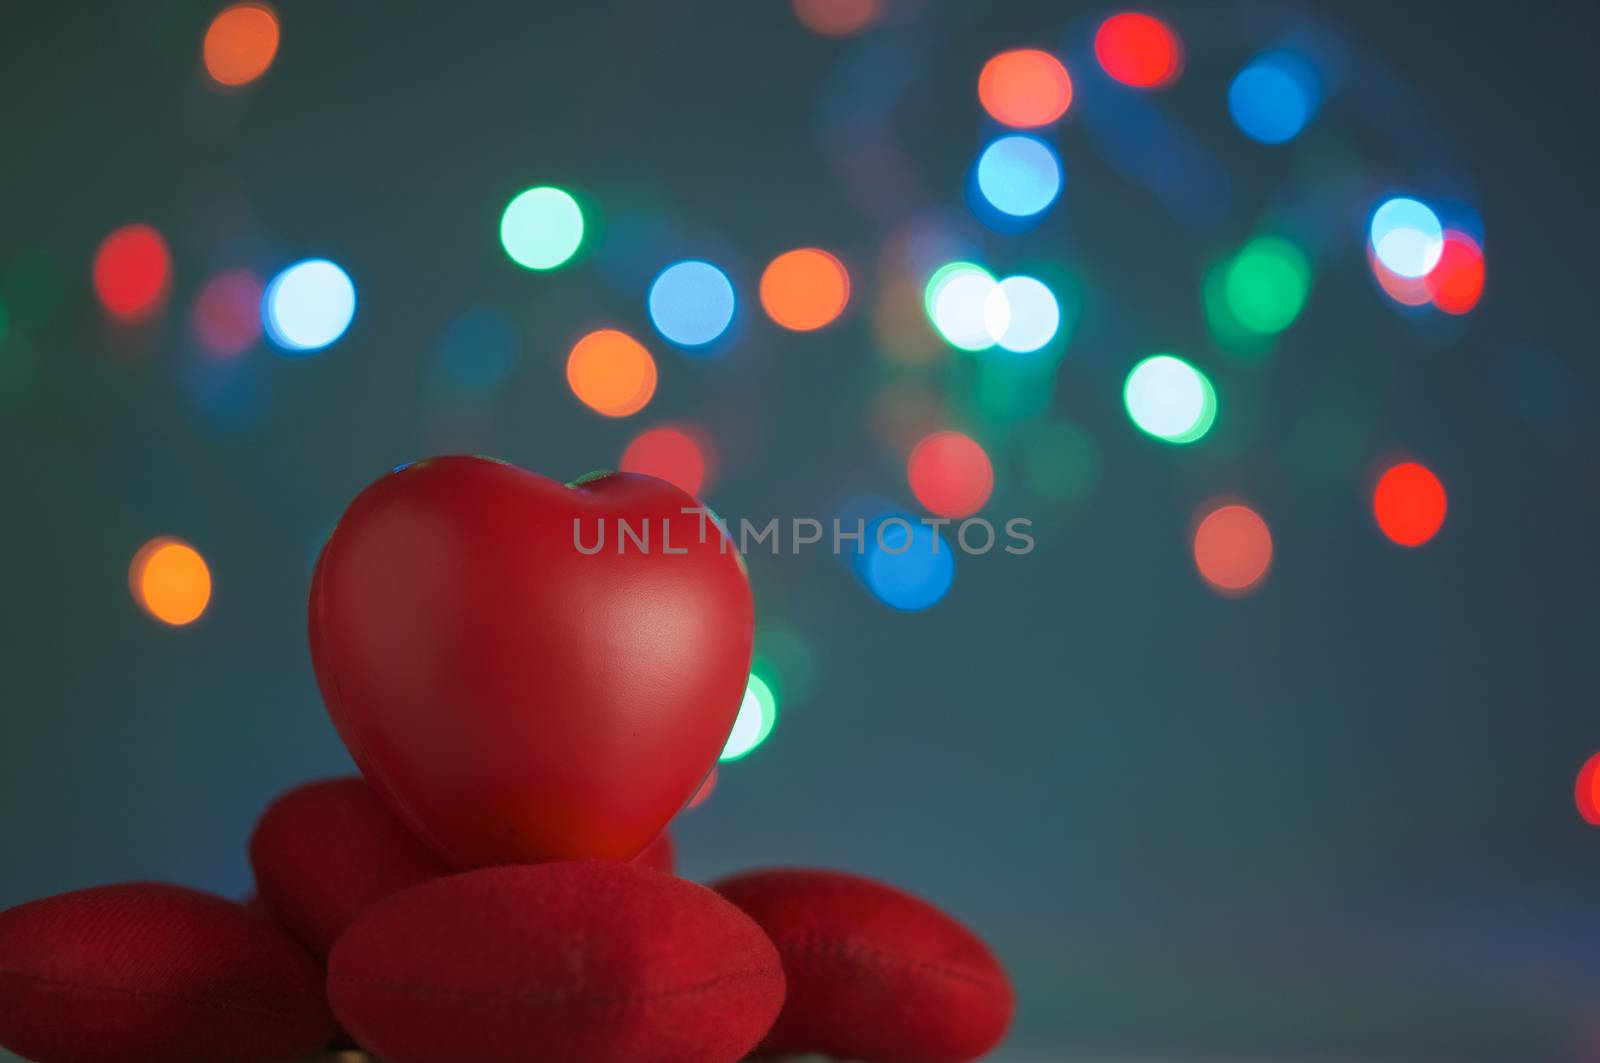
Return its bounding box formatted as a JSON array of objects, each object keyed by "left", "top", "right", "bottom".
[
  {"left": 0, "top": 776, "right": 1013, "bottom": 1063},
  {"left": 0, "top": 459, "right": 1015, "bottom": 1063}
]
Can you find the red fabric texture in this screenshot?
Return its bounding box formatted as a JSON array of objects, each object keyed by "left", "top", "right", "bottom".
[
  {"left": 714, "top": 868, "right": 1013, "bottom": 1063},
  {"left": 632, "top": 829, "right": 675, "bottom": 874},
  {"left": 249, "top": 776, "right": 448, "bottom": 960},
  {"left": 0, "top": 882, "right": 334, "bottom": 1063},
  {"left": 328, "top": 860, "right": 784, "bottom": 1063}
]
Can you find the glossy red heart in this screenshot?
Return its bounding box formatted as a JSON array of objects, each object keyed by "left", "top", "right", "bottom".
[{"left": 308, "top": 455, "right": 751, "bottom": 867}]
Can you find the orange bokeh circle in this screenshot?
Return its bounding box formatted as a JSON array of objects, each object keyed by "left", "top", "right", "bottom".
[
  {"left": 130, "top": 537, "right": 213, "bottom": 626},
  {"left": 978, "top": 49, "right": 1073, "bottom": 127},
  {"left": 760, "top": 248, "right": 850, "bottom": 331},
  {"left": 203, "top": 3, "right": 280, "bottom": 87},
  {"left": 566, "top": 329, "right": 658, "bottom": 418}
]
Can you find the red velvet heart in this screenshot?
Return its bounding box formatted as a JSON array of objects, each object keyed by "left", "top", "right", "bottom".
[
  {"left": 0, "top": 883, "right": 334, "bottom": 1063},
  {"left": 249, "top": 777, "right": 449, "bottom": 959},
  {"left": 327, "top": 861, "right": 785, "bottom": 1063},
  {"left": 309, "top": 456, "right": 752, "bottom": 867},
  {"left": 714, "top": 868, "right": 1014, "bottom": 1063}
]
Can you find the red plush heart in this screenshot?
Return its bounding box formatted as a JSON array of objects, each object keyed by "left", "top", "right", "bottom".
[
  {"left": 0, "top": 883, "right": 334, "bottom": 1063},
  {"left": 250, "top": 777, "right": 449, "bottom": 959},
  {"left": 309, "top": 456, "right": 752, "bottom": 867},
  {"left": 327, "top": 861, "right": 785, "bottom": 1063},
  {"left": 714, "top": 868, "right": 1014, "bottom": 1063}
]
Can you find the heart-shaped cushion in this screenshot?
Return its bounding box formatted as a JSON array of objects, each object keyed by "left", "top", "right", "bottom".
[
  {"left": 249, "top": 777, "right": 449, "bottom": 958},
  {"left": 327, "top": 861, "right": 784, "bottom": 1063},
  {"left": 715, "top": 868, "right": 1013, "bottom": 1063},
  {"left": 0, "top": 883, "right": 333, "bottom": 1063}
]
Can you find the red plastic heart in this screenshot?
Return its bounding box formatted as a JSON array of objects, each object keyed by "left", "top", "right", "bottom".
[{"left": 309, "top": 456, "right": 751, "bottom": 867}]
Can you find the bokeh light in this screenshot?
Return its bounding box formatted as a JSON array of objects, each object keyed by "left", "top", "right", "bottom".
[
  {"left": 908, "top": 430, "right": 994, "bottom": 518},
  {"left": 1094, "top": 13, "right": 1183, "bottom": 89},
  {"left": 621, "top": 424, "right": 716, "bottom": 496},
  {"left": 93, "top": 224, "right": 171, "bottom": 321},
  {"left": 1123, "top": 354, "right": 1216, "bottom": 444},
  {"left": 860, "top": 516, "right": 955, "bottom": 611},
  {"left": 926, "top": 262, "right": 1001, "bottom": 351},
  {"left": 0, "top": 250, "right": 69, "bottom": 345},
  {"left": 1369, "top": 214, "right": 1484, "bottom": 317},
  {"left": 791, "top": 0, "right": 882, "bottom": 36},
  {"left": 760, "top": 248, "right": 850, "bottom": 331},
  {"left": 721, "top": 674, "right": 778, "bottom": 762},
  {"left": 1228, "top": 52, "right": 1320, "bottom": 144},
  {"left": 434, "top": 306, "right": 520, "bottom": 394},
  {"left": 753, "top": 625, "right": 815, "bottom": 705},
  {"left": 1373, "top": 462, "right": 1447, "bottom": 547},
  {"left": 978, "top": 49, "right": 1073, "bottom": 128},
  {"left": 648, "top": 260, "right": 736, "bottom": 349},
  {"left": 1193, "top": 504, "right": 1273, "bottom": 595},
  {"left": 974, "top": 349, "right": 1057, "bottom": 422},
  {"left": 1576, "top": 752, "right": 1600, "bottom": 826},
  {"left": 182, "top": 351, "right": 271, "bottom": 438},
  {"left": 202, "top": 3, "right": 280, "bottom": 88},
  {"left": 566, "top": 329, "right": 657, "bottom": 417},
  {"left": 1368, "top": 245, "right": 1434, "bottom": 307},
  {"left": 987, "top": 275, "right": 1059, "bottom": 352},
  {"left": 264, "top": 259, "right": 355, "bottom": 353},
  {"left": 1223, "top": 237, "right": 1311, "bottom": 335},
  {"left": 1429, "top": 231, "right": 1486, "bottom": 314},
  {"left": 1025, "top": 421, "right": 1101, "bottom": 503},
  {"left": 1203, "top": 259, "right": 1264, "bottom": 356},
  {"left": 130, "top": 537, "right": 212, "bottom": 626},
  {"left": 974, "top": 135, "right": 1062, "bottom": 218},
  {"left": 500, "top": 186, "right": 584, "bottom": 271},
  {"left": 1370, "top": 197, "right": 1444, "bottom": 278},
  {"left": 190, "top": 268, "right": 263, "bottom": 358}
]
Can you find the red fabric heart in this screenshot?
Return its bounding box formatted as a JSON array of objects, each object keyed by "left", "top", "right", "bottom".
[
  {"left": 0, "top": 883, "right": 334, "bottom": 1063},
  {"left": 714, "top": 868, "right": 1014, "bottom": 1063},
  {"left": 249, "top": 777, "right": 449, "bottom": 959},
  {"left": 327, "top": 861, "right": 785, "bottom": 1063},
  {"left": 309, "top": 456, "right": 753, "bottom": 867}
]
